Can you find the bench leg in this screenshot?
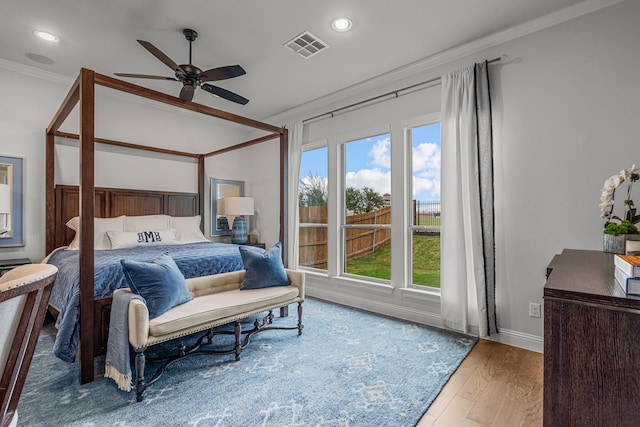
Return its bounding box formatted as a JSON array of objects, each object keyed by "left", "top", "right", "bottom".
[
  {"left": 297, "top": 302, "right": 304, "bottom": 336},
  {"left": 135, "top": 348, "right": 146, "bottom": 402},
  {"left": 234, "top": 321, "right": 242, "bottom": 361}
]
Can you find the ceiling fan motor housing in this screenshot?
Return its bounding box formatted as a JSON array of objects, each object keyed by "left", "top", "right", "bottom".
[
  {"left": 177, "top": 64, "right": 202, "bottom": 86},
  {"left": 183, "top": 28, "right": 198, "bottom": 42}
]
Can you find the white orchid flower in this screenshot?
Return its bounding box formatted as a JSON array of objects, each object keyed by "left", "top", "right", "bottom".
[
  {"left": 622, "top": 165, "right": 637, "bottom": 179},
  {"left": 600, "top": 191, "right": 613, "bottom": 201},
  {"left": 604, "top": 176, "right": 621, "bottom": 189},
  {"left": 600, "top": 165, "right": 639, "bottom": 225}
]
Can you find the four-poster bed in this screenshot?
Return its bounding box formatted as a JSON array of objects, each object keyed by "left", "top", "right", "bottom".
[{"left": 45, "top": 68, "right": 289, "bottom": 384}]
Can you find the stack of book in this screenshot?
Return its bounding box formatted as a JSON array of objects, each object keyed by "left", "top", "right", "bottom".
[{"left": 614, "top": 254, "right": 640, "bottom": 296}]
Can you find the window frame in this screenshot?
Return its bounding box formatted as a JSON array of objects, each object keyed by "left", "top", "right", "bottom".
[
  {"left": 297, "top": 140, "right": 329, "bottom": 274},
  {"left": 338, "top": 127, "right": 392, "bottom": 284},
  {"left": 404, "top": 113, "right": 442, "bottom": 290}
]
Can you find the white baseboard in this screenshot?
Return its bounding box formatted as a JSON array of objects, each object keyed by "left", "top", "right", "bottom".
[
  {"left": 306, "top": 285, "right": 544, "bottom": 353},
  {"left": 487, "top": 328, "right": 543, "bottom": 353},
  {"left": 306, "top": 286, "right": 443, "bottom": 329}
]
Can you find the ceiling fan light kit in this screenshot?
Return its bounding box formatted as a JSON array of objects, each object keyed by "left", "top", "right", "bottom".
[{"left": 115, "top": 28, "right": 249, "bottom": 104}]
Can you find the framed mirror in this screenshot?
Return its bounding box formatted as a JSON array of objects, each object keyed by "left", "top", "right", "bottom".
[
  {"left": 210, "top": 178, "right": 244, "bottom": 236},
  {"left": 0, "top": 156, "right": 23, "bottom": 247}
]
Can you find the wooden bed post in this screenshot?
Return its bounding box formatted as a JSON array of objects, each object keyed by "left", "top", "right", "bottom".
[
  {"left": 197, "top": 155, "right": 205, "bottom": 231},
  {"left": 280, "top": 127, "right": 288, "bottom": 265},
  {"left": 46, "top": 74, "right": 80, "bottom": 254},
  {"left": 79, "top": 68, "right": 96, "bottom": 384},
  {"left": 45, "top": 133, "right": 56, "bottom": 255}
]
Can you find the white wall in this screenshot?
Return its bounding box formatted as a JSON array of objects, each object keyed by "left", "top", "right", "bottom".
[
  {"left": 0, "top": 67, "right": 70, "bottom": 263},
  {"left": 271, "top": 0, "right": 640, "bottom": 351}
]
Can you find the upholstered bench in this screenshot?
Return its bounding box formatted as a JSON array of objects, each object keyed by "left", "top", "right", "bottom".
[{"left": 121, "top": 268, "right": 304, "bottom": 401}]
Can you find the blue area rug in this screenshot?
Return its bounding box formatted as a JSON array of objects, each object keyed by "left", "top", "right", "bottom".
[{"left": 19, "top": 297, "right": 476, "bottom": 426}]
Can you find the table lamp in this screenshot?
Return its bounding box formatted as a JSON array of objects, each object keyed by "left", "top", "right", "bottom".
[{"left": 225, "top": 197, "right": 254, "bottom": 244}]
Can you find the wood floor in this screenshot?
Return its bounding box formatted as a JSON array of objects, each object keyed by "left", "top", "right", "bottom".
[{"left": 417, "top": 339, "right": 543, "bottom": 427}]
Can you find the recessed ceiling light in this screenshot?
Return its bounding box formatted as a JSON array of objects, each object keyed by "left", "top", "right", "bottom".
[
  {"left": 34, "top": 30, "right": 59, "bottom": 43},
  {"left": 331, "top": 17, "right": 352, "bottom": 32}
]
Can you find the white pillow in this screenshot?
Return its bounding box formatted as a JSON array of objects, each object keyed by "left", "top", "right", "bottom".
[
  {"left": 169, "top": 215, "right": 209, "bottom": 244},
  {"left": 66, "top": 216, "right": 125, "bottom": 250},
  {"left": 124, "top": 215, "right": 170, "bottom": 232},
  {"left": 106, "top": 229, "right": 179, "bottom": 249}
]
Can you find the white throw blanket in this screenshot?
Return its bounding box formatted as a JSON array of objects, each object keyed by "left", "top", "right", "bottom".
[{"left": 105, "top": 290, "right": 145, "bottom": 392}]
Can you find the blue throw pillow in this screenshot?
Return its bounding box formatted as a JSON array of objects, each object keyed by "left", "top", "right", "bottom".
[
  {"left": 239, "top": 242, "right": 291, "bottom": 290},
  {"left": 120, "top": 252, "right": 192, "bottom": 319}
]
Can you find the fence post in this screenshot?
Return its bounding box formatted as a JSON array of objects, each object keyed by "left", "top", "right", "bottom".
[
  {"left": 372, "top": 210, "right": 377, "bottom": 253},
  {"left": 413, "top": 199, "right": 417, "bottom": 227}
]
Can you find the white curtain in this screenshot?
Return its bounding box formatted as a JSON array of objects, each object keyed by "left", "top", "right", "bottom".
[
  {"left": 440, "top": 62, "right": 497, "bottom": 337},
  {"left": 286, "top": 122, "right": 304, "bottom": 269}
]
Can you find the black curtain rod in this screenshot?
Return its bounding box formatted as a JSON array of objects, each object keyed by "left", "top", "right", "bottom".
[{"left": 303, "top": 55, "right": 505, "bottom": 124}]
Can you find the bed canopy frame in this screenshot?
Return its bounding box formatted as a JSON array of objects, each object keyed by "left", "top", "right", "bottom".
[{"left": 45, "top": 68, "right": 289, "bottom": 383}]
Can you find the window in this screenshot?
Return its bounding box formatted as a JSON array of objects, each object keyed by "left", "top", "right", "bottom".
[
  {"left": 342, "top": 133, "right": 391, "bottom": 281},
  {"left": 298, "top": 146, "right": 328, "bottom": 270},
  {"left": 409, "top": 122, "right": 441, "bottom": 288}
]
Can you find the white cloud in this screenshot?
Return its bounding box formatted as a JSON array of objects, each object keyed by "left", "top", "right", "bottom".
[
  {"left": 346, "top": 168, "right": 390, "bottom": 195},
  {"left": 412, "top": 142, "right": 441, "bottom": 198},
  {"left": 370, "top": 137, "right": 390, "bottom": 168},
  {"left": 412, "top": 142, "right": 440, "bottom": 172},
  {"left": 413, "top": 175, "right": 440, "bottom": 198}
]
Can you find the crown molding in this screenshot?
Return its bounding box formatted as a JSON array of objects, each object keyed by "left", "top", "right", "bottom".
[
  {"left": 268, "top": 0, "right": 627, "bottom": 125},
  {"left": 0, "top": 58, "right": 72, "bottom": 86}
]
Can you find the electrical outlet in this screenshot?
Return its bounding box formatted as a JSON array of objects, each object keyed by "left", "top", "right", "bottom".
[{"left": 529, "top": 302, "right": 541, "bottom": 318}]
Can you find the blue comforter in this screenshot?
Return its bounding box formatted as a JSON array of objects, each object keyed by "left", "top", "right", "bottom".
[{"left": 47, "top": 242, "right": 252, "bottom": 363}]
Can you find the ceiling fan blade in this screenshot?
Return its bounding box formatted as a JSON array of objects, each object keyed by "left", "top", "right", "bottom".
[
  {"left": 114, "top": 73, "right": 178, "bottom": 81},
  {"left": 201, "top": 84, "right": 249, "bottom": 105},
  {"left": 179, "top": 85, "right": 195, "bottom": 101},
  {"left": 200, "top": 65, "right": 246, "bottom": 82},
  {"left": 137, "top": 39, "right": 181, "bottom": 72}
]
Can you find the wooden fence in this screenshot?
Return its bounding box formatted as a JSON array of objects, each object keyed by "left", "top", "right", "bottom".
[
  {"left": 298, "top": 206, "right": 328, "bottom": 267},
  {"left": 298, "top": 205, "right": 391, "bottom": 267}
]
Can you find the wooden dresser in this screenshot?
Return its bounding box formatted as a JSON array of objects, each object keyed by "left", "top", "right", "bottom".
[{"left": 544, "top": 249, "right": 640, "bottom": 426}]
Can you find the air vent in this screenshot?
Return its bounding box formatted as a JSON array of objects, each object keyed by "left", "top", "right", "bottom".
[{"left": 283, "top": 31, "right": 329, "bottom": 59}]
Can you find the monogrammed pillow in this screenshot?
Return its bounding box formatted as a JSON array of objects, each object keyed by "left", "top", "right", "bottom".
[{"left": 106, "top": 229, "right": 179, "bottom": 250}]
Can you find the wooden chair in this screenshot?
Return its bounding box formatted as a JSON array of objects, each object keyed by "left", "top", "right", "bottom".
[{"left": 0, "top": 264, "right": 57, "bottom": 427}]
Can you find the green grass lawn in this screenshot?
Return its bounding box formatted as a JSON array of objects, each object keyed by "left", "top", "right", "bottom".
[
  {"left": 415, "top": 217, "right": 441, "bottom": 227},
  {"left": 345, "top": 234, "right": 440, "bottom": 288},
  {"left": 411, "top": 234, "right": 441, "bottom": 287}
]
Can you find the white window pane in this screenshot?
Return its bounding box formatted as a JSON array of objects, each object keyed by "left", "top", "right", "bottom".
[
  {"left": 411, "top": 123, "right": 441, "bottom": 288},
  {"left": 298, "top": 147, "right": 328, "bottom": 270}
]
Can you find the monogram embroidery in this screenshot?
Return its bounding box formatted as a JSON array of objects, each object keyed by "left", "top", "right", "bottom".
[{"left": 137, "top": 231, "right": 162, "bottom": 243}]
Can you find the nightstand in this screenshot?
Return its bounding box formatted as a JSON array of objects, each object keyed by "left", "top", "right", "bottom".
[{"left": 0, "top": 258, "right": 32, "bottom": 276}]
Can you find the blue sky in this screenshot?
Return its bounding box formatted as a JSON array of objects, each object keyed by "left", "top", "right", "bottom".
[{"left": 299, "top": 122, "right": 441, "bottom": 202}]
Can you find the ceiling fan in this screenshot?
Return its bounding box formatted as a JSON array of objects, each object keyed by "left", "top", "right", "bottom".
[{"left": 115, "top": 28, "right": 249, "bottom": 105}]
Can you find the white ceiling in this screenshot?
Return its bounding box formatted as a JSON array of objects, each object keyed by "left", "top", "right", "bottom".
[{"left": 1, "top": 0, "right": 599, "bottom": 121}]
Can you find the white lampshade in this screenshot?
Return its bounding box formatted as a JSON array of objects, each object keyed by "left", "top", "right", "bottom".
[
  {"left": 0, "top": 183, "right": 10, "bottom": 215},
  {"left": 224, "top": 197, "right": 254, "bottom": 216}
]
